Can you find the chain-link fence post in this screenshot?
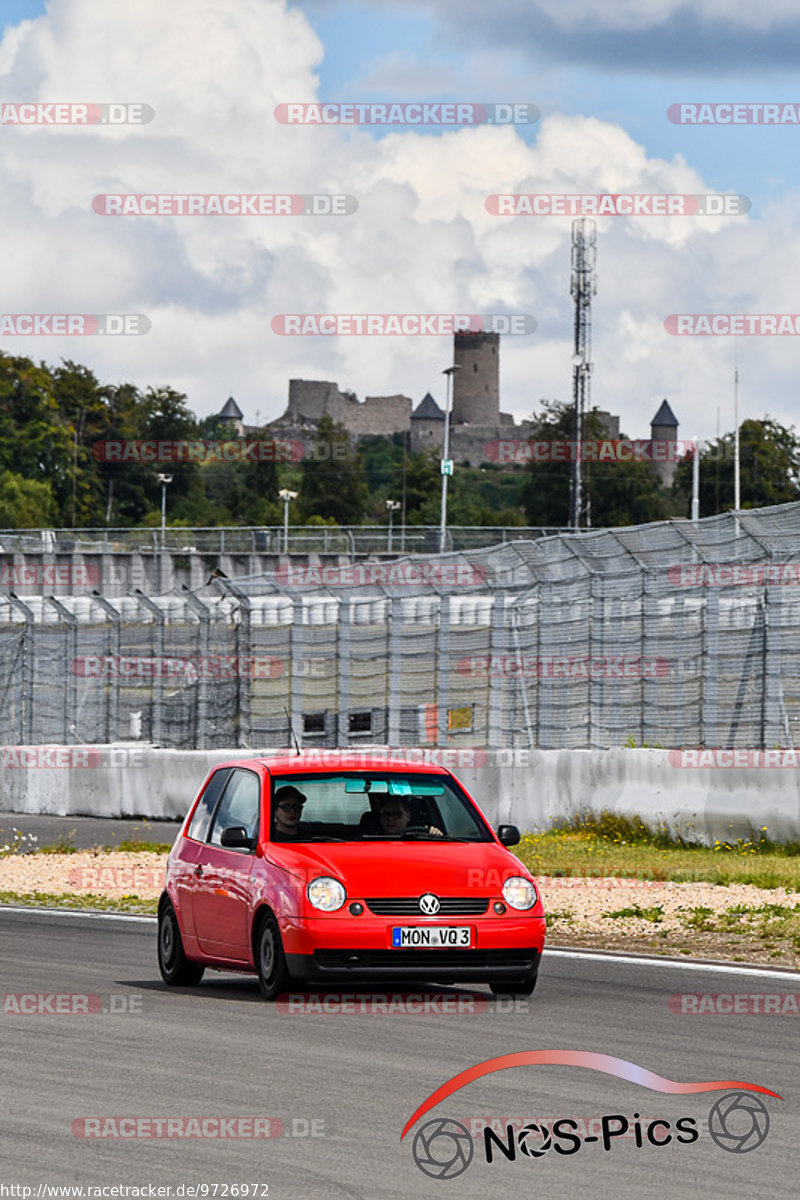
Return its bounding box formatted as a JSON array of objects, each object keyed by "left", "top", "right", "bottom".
[
  {"left": 89, "top": 592, "right": 121, "bottom": 741},
  {"left": 47, "top": 595, "right": 78, "bottom": 744},
  {"left": 181, "top": 586, "right": 210, "bottom": 750},
  {"left": 7, "top": 593, "right": 34, "bottom": 744},
  {"left": 131, "top": 590, "right": 165, "bottom": 746}
]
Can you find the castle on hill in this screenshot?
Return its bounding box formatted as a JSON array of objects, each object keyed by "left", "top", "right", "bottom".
[{"left": 220, "top": 332, "right": 681, "bottom": 486}]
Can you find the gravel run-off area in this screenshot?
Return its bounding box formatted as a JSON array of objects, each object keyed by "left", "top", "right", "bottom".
[{"left": 0, "top": 852, "right": 797, "bottom": 970}]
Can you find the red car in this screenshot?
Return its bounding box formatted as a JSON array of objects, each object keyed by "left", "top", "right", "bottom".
[{"left": 158, "top": 754, "right": 546, "bottom": 1000}]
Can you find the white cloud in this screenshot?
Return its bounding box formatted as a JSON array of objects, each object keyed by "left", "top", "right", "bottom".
[{"left": 0, "top": 0, "right": 797, "bottom": 445}]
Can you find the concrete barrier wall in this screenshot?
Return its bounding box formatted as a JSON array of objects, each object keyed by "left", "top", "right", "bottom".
[{"left": 1, "top": 746, "right": 798, "bottom": 843}]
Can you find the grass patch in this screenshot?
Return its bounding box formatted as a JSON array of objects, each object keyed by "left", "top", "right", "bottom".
[
  {"left": 0, "top": 889, "right": 157, "bottom": 915},
  {"left": 544, "top": 908, "right": 575, "bottom": 924},
  {"left": 676, "top": 905, "right": 716, "bottom": 931},
  {"left": 603, "top": 904, "right": 664, "bottom": 924},
  {"left": 674, "top": 902, "right": 800, "bottom": 950},
  {"left": 36, "top": 833, "right": 79, "bottom": 854},
  {"left": 515, "top": 811, "right": 800, "bottom": 891},
  {"left": 107, "top": 840, "right": 173, "bottom": 854}
]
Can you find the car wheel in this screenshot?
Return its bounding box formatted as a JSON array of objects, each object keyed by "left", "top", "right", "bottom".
[
  {"left": 489, "top": 975, "right": 538, "bottom": 997},
  {"left": 255, "top": 912, "right": 290, "bottom": 1001},
  {"left": 158, "top": 898, "right": 204, "bottom": 987}
]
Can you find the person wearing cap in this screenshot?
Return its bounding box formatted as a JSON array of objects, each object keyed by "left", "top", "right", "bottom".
[{"left": 272, "top": 784, "right": 307, "bottom": 839}]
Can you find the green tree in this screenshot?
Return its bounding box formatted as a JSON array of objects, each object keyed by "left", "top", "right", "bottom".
[
  {"left": 0, "top": 473, "right": 57, "bottom": 527},
  {"left": 520, "top": 399, "right": 670, "bottom": 527},
  {"left": 393, "top": 449, "right": 439, "bottom": 523},
  {"left": 672, "top": 417, "right": 800, "bottom": 516},
  {"left": 297, "top": 415, "right": 368, "bottom": 524},
  {"left": 0, "top": 354, "right": 74, "bottom": 522}
]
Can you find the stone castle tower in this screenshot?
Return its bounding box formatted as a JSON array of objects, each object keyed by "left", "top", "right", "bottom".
[
  {"left": 650, "top": 398, "right": 680, "bottom": 487},
  {"left": 451, "top": 331, "right": 499, "bottom": 425}
]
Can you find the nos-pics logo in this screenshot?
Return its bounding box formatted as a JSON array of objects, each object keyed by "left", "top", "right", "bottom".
[{"left": 402, "top": 1051, "right": 779, "bottom": 1179}]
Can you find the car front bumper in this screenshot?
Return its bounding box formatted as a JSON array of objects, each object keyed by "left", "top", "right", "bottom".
[{"left": 282, "top": 914, "right": 545, "bottom": 982}]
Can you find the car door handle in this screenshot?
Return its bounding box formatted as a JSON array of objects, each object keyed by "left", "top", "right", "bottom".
[{"left": 194, "top": 865, "right": 204, "bottom": 877}]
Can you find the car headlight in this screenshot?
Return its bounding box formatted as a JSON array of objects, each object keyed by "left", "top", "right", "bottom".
[
  {"left": 307, "top": 876, "right": 346, "bottom": 912},
  {"left": 502, "top": 876, "right": 537, "bottom": 911}
]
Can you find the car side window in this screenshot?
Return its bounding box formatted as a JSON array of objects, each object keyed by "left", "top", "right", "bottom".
[
  {"left": 208, "top": 769, "right": 261, "bottom": 849},
  {"left": 186, "top": 768, "right": 231, "bottom": 842}
]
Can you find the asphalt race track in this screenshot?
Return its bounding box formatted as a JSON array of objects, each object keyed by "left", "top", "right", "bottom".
[
  {"left": 0, "top": 815, "right": 182, "bottom": 851},
  {"left": 0, "top": 908, "right": 798, "bottom": 1199}
]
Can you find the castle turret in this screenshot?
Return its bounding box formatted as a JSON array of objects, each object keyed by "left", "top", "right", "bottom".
[
  {"left": 650, "top": 398, "right": 679, "bottom": 487},
  {"left": 451, "top": 331, "right": 499, "bottom": 425},
  {"left": 219, "top": 396, "right": 244, "bottom": 436}
]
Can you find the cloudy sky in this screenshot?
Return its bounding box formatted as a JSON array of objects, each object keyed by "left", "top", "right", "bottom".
[{"left": 2, "top": 0, "right": 800, "bottom": 441}]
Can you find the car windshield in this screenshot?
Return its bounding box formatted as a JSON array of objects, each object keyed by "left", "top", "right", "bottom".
[{"left": 268, "top": 772, "right": 492, "bottom": 843}]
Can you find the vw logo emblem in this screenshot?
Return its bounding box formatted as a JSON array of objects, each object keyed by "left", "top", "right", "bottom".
[{"left": 419, "top": 893, "right": 441, "bottom": 915}]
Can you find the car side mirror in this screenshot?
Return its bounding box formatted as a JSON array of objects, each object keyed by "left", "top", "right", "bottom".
[
  {"left": 497, "top": 824, "right": 520, "bottom": 847},
  {"left": 220, "top": 825, "right": 255, "bottom": 850}
]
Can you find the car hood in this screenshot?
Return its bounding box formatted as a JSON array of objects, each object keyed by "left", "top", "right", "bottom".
[{"left": 265, "top": 840, "right": 530, "bottom": 898}]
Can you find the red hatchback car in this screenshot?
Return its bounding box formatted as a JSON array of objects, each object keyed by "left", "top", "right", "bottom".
[{"left": 158, "top": 754, "right": 546, "bottom": 1000}]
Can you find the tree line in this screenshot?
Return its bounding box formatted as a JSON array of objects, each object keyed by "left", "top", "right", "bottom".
[{"left": 1, "top": 351, "right": 798, "bottom": 529}]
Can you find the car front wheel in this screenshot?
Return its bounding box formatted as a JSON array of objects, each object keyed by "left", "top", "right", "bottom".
[
  {"left": 158, "top": 898, "right": 205, "bottom": 987},
  {"left": 255, "top": 912, "right": 290, "bottom": 1001}
]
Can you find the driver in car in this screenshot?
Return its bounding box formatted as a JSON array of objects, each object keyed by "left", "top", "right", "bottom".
[
  {"left": 272, "top": 785, "right": 307, "bottom": 839},
  {"left": 376, "top": 795, "right": 443, "bottom": 837}
]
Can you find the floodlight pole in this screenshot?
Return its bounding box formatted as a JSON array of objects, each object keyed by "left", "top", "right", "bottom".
[{"left": 439, "top": 364, "right": 461, "bottom": 554}]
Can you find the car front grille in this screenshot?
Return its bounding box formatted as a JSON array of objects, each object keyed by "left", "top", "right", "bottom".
[{"left": 365, "top": 897, "right": 489, "bottom": 916}]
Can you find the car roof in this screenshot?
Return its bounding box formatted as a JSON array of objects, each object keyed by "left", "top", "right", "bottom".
[{"left": 212, "top": 752, "right": 452, "bottom": 776}]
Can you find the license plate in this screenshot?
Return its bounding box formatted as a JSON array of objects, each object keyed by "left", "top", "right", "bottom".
[{"left": 391, "top": 926, "right": 472, "bottom": 948}]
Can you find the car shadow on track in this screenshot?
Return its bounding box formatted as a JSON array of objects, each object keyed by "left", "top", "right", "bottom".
[{"left": 124, "top": 977, "right": 499, "bottom": 1005}]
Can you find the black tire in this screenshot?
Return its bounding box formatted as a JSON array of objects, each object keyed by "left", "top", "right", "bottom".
[
  {"left": 489, "top": 974, "right": 538, "bottom": 997},
  {"left": 158, "top": 898, "right": 204, "bottom": 987},
  {"left": 255, "top": 911, "right": 291, "bottom": 1001}
]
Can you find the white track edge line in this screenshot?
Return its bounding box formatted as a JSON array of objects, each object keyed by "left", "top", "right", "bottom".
[
  {"left": 547, "top": 948, "right": 800, "bottom": 980},
  {"left": 0, "top": 904, "right": 153, "bottom": 923},
  {"left": 0, "top": 907, "right": 798, "bottom": 979}
]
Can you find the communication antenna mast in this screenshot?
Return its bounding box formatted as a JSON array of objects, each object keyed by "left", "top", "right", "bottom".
[
  {"left": 733, "top": 343, "right": 740, "bottom": 512},
  {"left": 569, "top": 218, "right": 597, "bottom": 530}
]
